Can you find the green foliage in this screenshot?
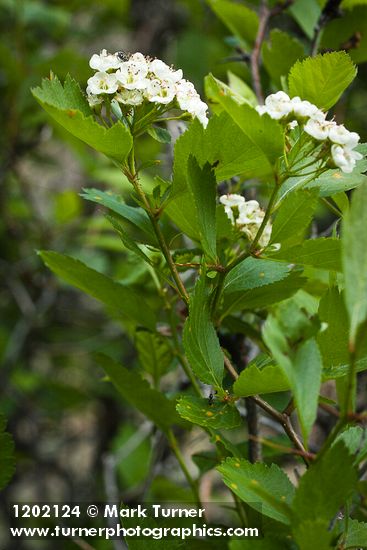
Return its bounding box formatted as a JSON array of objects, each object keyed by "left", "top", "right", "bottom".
[
  {"left": 186, "top": 157, "right": 217, "bottom": 261},
  {"left": 0, "top": 415, "right": 15, "bottom": 491},
  {"left": 293, "top": 520, "right": 333, "bottom": 550},
  {"left": 263, "top": 301, "right": 322, "bottom": 443},
  {"left": 207, "top": 0, "right": 259, "bottom": 46},
  {"left": 288, "top": 52, "right": 357, "bottom": 110},
  {"left": 271, "top": 189, "right": 319, "bottom": 248},
  {"left": 233, "top": 362, "right": 289, "bottom": 398},
  {"left": 342, "top": 182, "right": 367, "bottom": 346},
  {"left": 271, "top": 238, "right": 342, "bottom": 271},
  {"left": 205, "top": 75, "right": 284, "bottom": 169},
  {"left": 135, "top": 329, "right": 173, "bottom": 384},
  {"left": 217, "top": 458, "right": 294, "bottom": 524},
  {"left": 262, "top": 30, "right": 305, "bottom": 87},
  {"left": 39, "top": 251, "right": 156, "bottom": 329},
  {"left": 336, "top": 519, "right": 367, "bottom": 549},
  {"left": 291, "top": 442, "right": 357, "bottom": 523},
  {"left": 176, "top": 396, "right": 241, "bottom": 429},
  {"left": 183, "top": 274, "right": 224, "bottom": 389},
  {"left": 32, "top": 75, "right": 133, "bottom": 163},
  {"left": 96, "top": 354, "right": 180, "bottom": 433}
]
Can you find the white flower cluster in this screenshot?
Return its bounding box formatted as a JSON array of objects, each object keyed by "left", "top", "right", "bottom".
[
  {"left": 86, "top": 50, "right": 209, "bottom": 127},
  {"left": 256, "top": 91, "right": 362, "bottom": 174},
  {"left": 219, "top": 194, "right": 272, "bottom": 247}
]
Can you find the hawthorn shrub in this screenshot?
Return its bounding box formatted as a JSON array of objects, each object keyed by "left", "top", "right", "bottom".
[{"left": 6, "top": 1, "right": 366, "bottom": 548}]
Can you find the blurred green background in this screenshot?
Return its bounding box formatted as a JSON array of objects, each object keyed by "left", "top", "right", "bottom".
[{"left": 1, "top": 1, "right": 367, "bottom": 548}]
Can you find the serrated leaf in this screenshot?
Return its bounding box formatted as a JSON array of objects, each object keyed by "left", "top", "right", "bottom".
[
  {"left": 263, "top": 303, "right": 322, "bottom": 444},
  {"left": 186, "top": 157, "right": 217, "bottom": 261},
  {"left": 262, "top": 30, "right": 305, "bottom": 87},
  {"left": 217, "top": 458, "right": 295, "bottom": 524},
  {"left": 81, "top": 188, "right": 154, "bottom": 240},
  {"left": 96, "top": 354, "right": 180, "bottom": 433},
  {"left": 342, "top": 182, "right": 367, "bottom": 346},
  {"left": 292, "top": 442, "right": 357, "bottom": 523},
  {"left": 39, "top": 251, "right": 156, "bottom": 330},
  {"left": 337, "top": 519, "right": 367, "bottom": 549},
  {"left": 32, "top": 75, "right": 133, "bottom": 163},
  {"left": 205, "top": 75, "right": 284, "bottom": 168},
  {"left": 293, "top": 519, "right": 333, "bottom": 550},
  {"left": 224, "top": 257, "right": 294, "bottom": 294},
  {"left": 271, "top": 189, "right": 319, "bottom": 247},
  {"left": 227, "top": 71, "right": 257, "bottom": 106},
  {"left": 279, "top": 144, "right": 367, "bottom": 200},
  {"left": 334, "top": 426, "right": 367, "bottom": 465},
  {"left": 288, "top": 52, "right": 357, "bottom": 110},
  {"left": 221, "top": 272, "right": 306, "bottom": 316},
  {"left": 166, "top": 113, "right": 280, "bottom": 239},
  {"left": 271, "top": 238, "right": 342, "bottom": 271},
  {"left": 0, "top": 415, "right": 15, "bottom": 491},
  {"left": 176, "top": 396, "right": 241, "bottom": 429},
  {"left": 135, "top": 329, "right": 173, "bottom": 384},
  {"left": 207, "top": 0, "right": 259, "bottom": 45},
  {"left": 183, "top": 274, "right": 224, "bottom": 389},
  {"left": 147, "top": 125, "right": 171, "bottom": 144},
  {"left": 233, "top": 362, "right": 289, "bottom": 398}
]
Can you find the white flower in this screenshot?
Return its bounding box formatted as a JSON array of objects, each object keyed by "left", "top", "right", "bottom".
[
  {"left": 263, "top": 91, "right": 293, "bottom": 120},
  {"left": 115, "top": 89, "right": 144, "bottom": 106},
  {"left": 87, "top": 72, "right": 119, "bottom": 95},
  {"left": 116, "top": 55, "right": 149, "bottom": 90},
  {"left": 331, "top": 145, "right": 363, "bottom": 173},
  {"left": 145, "top": 79, "right": 176, "bottom": 104},
  {"left": 188, "top": 98, "right": 209, "bottom": 128},
  {"left": 176, "top": 80, "right": 200, "bottom": 110},
  {"left": 255, "top": 105, "right": 268, "bottom": 116},
  {"left": 237, "top": 200, "right": 264, "bottom": 225},
  {"left": 290, "top": 97, "right": 320, "bottom": 118},
  {"left": 304, "top": 117, "right": 336, "bottom": 141},
  {"left": 89, "top": 49, "right": 121, "bottom": 72},
  {"left": 288, "top": 120, "right": 298, "bottom": 130},
  {"left": 150, "top": 59, "right": 183, "bottom": 83},
  {"left": 328, "top": 124, "right": 360, "bottom": 148},
  {"left": 219, "top": 194, "right": 245, "bottom": 208},
  {"left": 87, "top": 93, "right": 103, "bottom": 108}
]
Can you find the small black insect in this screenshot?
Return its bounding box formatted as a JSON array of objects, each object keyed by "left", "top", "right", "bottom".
[
  {"left": 208, "top": 390, "right": 217, "bottom": 406},
  {"left": 116, "top": 50, "right": 130, "bottom": 61}
]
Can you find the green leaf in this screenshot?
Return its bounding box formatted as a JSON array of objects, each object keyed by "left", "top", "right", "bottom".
[
  {"left": 39, "top": 251, "right": 156, "bottom": 330},
  {"left": 107, "top": 215, "right": 157, "bottom": 268},
  {"left": 270, "top": 238, "right": 342, "bottom": 271},
  {"left": 183, "top": 274, "right": 224, "bottom": 389},
  {"left": 334, "top": 426, "right": 367, "bottom": 465},
  {"left": 289, "top": 0, "right": 321, "bottom": 39},
  {"left": 337, "top": 519, "right": 367, "bottom": 549},
  {"left": 288, "top": 52, "right": 357, "bottom": 110},
  {"left": 342, "top": 182, "right": 367, "bottom": 346},
  {"left": 221, "top": 257, "right": 304, "bottom": 316},
  {"left": 176, "top": 396, "right": 241, "bottom": 429},
  {"left": 135, "top": 329, "right": 173, "bottom": 383},
  {"left": 263, "top": 303, "right": 322, "bottom": 443},
  {"left": 227, "top": 71, "right": 257, "bottom": 106},
  {"left": 224, "top": 257, "right": 294, "bottom": 295},
  {"left": 262, "top": 30, "right": 305, "bottom": 87},
  {"left": 230, "top": 539, "right": 286, "bottom": 550},
  {"left": 217, "top": 458, "right": 295, "bottom": 524},
  {"left": 96, "top": 354, "right": 180, "bottom": 433},
  {"left": 292, "top": 442, "right": 357, "bottom": 523},
  {"left": 221, "top": 272, "right": 306, "bottom": 316},
  {"left": 322, "top": 6, "right": 367, "bottom": 64},
  {"left": 271, "top": 189, "right": 319, "bottom": 248},
  {"left": 317, "top": 289, "right": 350, "bottom": 370},
  {"left": 207, "top": 0, "right": 259, "bottom": 45},
  {"left": 80, "top": 188, "right": 154, "bottom": 240},
  {"left": 147, "top": 125, "right": 171, "bottom": 144},
  {"left": 279, "top": 144, "right": 367, "bottom": 200},
  {"left": 32, "top": 75, "right": 132, "bottom": 163},
  {"left": 0, "top": 415, "right": 15, "bottom": 491},
  {"left": 186, "top": 157, "right": 217, "bottom": 261},
  {"left": 205, "top": 75, "right": 284, "bottom": 168},
  {"left": 293, "top": 519, "right": 333, "bottom": 550},
  {"left": 233, "top": 362, "right": 289, "bottom": 398}
]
